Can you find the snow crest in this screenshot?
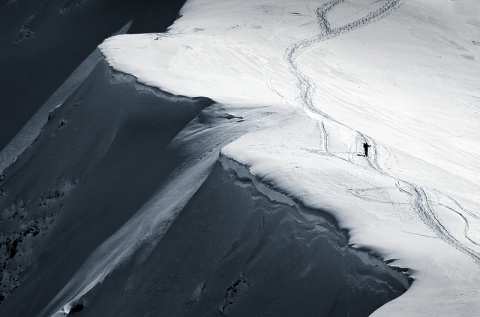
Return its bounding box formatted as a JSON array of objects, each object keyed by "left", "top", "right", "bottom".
[
  {"left": 2, "top": 0, "right": 480, "bottom": 315},
  {"left": 98, "top": 0, "right": 480, "bottom": 315}
]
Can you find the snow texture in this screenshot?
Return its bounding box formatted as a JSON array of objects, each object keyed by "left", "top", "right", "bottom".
[
  {"left": 98, "top": 0, "right": 480, "bottom": 316},
  {"left": 0, "top": 60, "right": 407, "bottom": 317},
  {"left": 1, "top": 0, "right": 479, "bottom": 316}
]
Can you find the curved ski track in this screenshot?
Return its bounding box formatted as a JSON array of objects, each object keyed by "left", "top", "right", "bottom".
[{"left": 285, "top": 0, "right": 480, "bottom": 264}]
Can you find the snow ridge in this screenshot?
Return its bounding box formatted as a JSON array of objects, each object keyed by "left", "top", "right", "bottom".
[{"left": 9, "top": 0, "right": 477, "bottom": 315}]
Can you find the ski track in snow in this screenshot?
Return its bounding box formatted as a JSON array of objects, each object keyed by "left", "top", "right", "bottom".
[{"left": 286, "top": 0, "right": 480, "bottom": 264}]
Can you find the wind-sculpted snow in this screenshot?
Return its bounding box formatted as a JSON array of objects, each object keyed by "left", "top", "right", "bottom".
[
  {"left": 0, "top": 56, "right": 408, "bottom": 317},
  {"left": 3, "top": 0, "right": 480, "bottom": 315},
  {"left": 50, "top": 158, "right": 409, "bottom": 317},
  {"left": 100, "top": 0, "right": 479, "bottom": 313},
  {"left": 0, "top": 59, "right": 209, "bottom": 312}
]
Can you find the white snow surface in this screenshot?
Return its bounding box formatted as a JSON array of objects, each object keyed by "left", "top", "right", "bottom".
[{"left": 100, "top": 0, "right": 480, "bottom": 316}]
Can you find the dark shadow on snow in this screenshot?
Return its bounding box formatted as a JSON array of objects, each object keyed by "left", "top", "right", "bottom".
[{"left": 0, "top": 0, "right": 187, "bottom": 150}]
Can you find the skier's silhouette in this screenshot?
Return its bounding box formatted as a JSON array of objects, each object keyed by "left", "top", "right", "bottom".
[{"left": 363, "top": 142, "right": 371, "bottom": 157}]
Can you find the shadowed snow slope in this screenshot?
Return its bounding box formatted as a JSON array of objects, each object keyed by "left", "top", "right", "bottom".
[
  {"left": 51, "top": 160, "right": 407, "bottom": 317},
  {"left": 0, "top": 59, "right": 208, "bottom": 312},
  {"left": 0, "top": 0, "right": 187, "bottom": 149},
  {"left": 0, "top": 57, "right": 408, "bottom": 317}
]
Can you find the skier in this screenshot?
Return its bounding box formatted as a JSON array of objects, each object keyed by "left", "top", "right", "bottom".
[{"left": 363, "top": 142, "right": 371, "bottom": 157}]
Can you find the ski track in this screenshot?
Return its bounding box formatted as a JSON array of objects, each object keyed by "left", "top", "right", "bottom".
[{"left": 285, "top": 0, "right": 480, "bottom": 264}]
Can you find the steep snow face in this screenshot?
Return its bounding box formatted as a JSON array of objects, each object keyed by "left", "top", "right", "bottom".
[
  {"left": 99, "top": 0, "right": 480, "bottom": 316},
  {"left": 0, "top": 0, "right": 187, "bottom": 149},
  {"left": 54, "top": 160, "right": 407, "bottom": 317},
  {"left": 0, "top": 60, "right": 209, "bottom": 312},
  {"left": 0, "top": 57, "right": 407, "bottom": 316}
]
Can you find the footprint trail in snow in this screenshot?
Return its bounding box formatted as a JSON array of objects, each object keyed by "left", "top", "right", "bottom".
[{"left": 286, "top": 0, "right": 480, "bottom": 264}]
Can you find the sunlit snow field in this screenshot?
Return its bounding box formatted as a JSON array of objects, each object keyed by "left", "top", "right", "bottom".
[{"left": 99, "top": 0, "right": 480, "bottom": 315}]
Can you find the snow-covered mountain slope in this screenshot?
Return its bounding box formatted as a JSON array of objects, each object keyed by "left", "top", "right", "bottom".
[
  {"left": 97, "top": 0, "right": 480, "bottom": 315},
  {"left": 1, "top": 0, "right": 479, "bottom": 316},
  {"left": 0, "top": 60, "right": 408, "bottom": 316}
]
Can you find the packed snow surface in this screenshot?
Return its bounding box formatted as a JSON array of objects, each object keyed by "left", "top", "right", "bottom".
[{"left": 99, "top": 0, "right": 480, "bottom": 315}]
